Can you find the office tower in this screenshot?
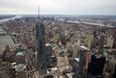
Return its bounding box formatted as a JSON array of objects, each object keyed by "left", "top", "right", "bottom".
[
  {"left": 112, "top": 27, "right": 116, "bottom": 48},
  {"left": 36, "top": 22, "right": 47, "bottom": 74},
  {"left": 88, "top": 55, "right": 106, "bottom": 78},
  {"left": 88, "top": 35, "right": 106, "bottom": 78}
]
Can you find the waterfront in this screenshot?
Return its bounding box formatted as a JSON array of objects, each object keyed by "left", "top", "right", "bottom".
[{"left": 0, "top": 27, "right": 14, "bottom": 51}]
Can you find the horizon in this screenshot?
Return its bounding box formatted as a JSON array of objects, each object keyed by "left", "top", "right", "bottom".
[{"left": 1, "top": 14, "right": 116, "bottom": 16}]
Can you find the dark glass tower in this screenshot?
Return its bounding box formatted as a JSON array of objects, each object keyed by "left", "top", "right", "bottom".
[{"left": 36, "top": 23, "right": 47, "bottom": 74}]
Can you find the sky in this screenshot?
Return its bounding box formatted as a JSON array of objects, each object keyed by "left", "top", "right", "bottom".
[{"left": 0, "top": 0, "right": 116, "bottom": 15}]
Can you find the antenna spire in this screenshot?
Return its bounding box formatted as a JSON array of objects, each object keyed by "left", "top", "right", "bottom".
[{"left": 38, "top": 5, "right": 40, "bottom": 19}]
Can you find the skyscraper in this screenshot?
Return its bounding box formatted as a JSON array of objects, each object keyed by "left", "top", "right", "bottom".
[{"left": 36, "top": 22, "right": 47, "bottom": 74}]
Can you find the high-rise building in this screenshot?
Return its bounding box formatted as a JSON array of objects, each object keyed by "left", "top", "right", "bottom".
[
  {"left": 36, "top": 23, "right": 47, "bottom": 74},
  {"left": 112, "top": 27, "right": 116, "bottom": 48}
]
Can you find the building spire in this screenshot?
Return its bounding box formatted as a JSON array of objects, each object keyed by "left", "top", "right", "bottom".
[{"left": 38, "top": 5, "right": 40, "bottom": 22}]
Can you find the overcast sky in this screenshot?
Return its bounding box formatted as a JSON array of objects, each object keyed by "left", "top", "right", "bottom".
[{"left": 0, "top": 0, "right": 116, "bottom": 15}]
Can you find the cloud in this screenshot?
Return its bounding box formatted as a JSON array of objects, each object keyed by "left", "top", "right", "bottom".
[{"left": 0, "top": 0, "right": 116, "bottom": 15}]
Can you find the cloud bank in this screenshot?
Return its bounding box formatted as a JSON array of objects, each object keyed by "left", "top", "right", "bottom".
[{"left": 0, "top": 0, "right": 116, "bottom": 15}]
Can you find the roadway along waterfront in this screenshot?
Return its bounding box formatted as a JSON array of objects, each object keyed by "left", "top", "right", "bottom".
[{"left": 0, "top": 15, "right": 22, "bottom": 51}]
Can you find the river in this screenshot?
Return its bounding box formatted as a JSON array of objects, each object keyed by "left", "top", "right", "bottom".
[
  {"left": 0, "top": 15, "right": 22, "bottom": 23},
  {"left": 0, "top": 15, "right": 22, "bottom": 52}
]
